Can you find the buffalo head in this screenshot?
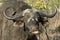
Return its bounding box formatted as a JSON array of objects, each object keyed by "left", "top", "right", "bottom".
[{"left": 3, "top": 1, "right": 57, "bottom": 34}]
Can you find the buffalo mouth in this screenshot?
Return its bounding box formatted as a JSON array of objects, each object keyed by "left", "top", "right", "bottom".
[{"left": 27, "top": 25, "right": 39, "bottom": 34}]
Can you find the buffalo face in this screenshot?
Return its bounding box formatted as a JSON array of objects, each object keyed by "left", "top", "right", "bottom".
[{"left": 22, "top": 9, "right": 40, "bottom": 34}]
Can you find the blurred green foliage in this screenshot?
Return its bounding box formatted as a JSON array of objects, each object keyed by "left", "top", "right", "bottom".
[
  {"left": 24, "top": 0, "right": 47, "bottom": 10},
  {"left": 23, "top": 0, "right": 60, "bottom": 13},
  {"left": 23, "top": 0, "right": 59, "bottom": 10}
]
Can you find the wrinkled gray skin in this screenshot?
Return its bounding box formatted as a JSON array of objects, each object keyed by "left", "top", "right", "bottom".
[{"left": 3, "top": 0, "right": 57, "bottom": 36}]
